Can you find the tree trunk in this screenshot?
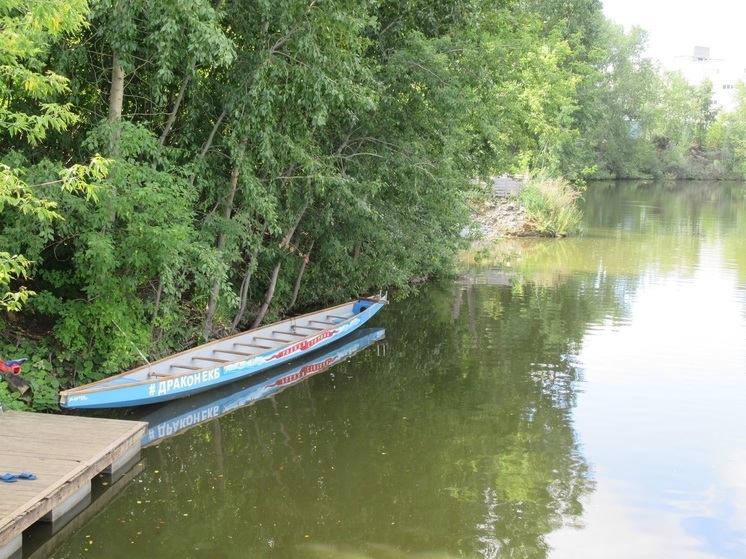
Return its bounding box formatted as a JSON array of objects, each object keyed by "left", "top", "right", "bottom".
[
  {"left": 286, "top": 239, "right": 314, "bottom": 312},
  {"left": 159, "top": 71, "right": 192, "bottom": 147},
  {"left": 190, "top": 109, "right": 226, "bottom": 187},
  {"left": 202, "top": 160, "right": 241, "bottom": 338},
  {"left": 1, "top": 371, "right": 30, "bottom": 395},
  {"left": 109, "top": 54, "right": 124, "bottom": 121},
  {"left": 250, "top": 260, "right": 282, "bottom": 329},
  {"left": 108, "top": 53, "right": 125, "bottom": 156},
  {"left": 249, "top": 200, "right": 310, "bottom": 328},
  {"left": 160, "top": 0, "right": 226, "bottom": 146},
  {"left": 279, "top": 199, "right": 309, "bottom": 249},
  {"left": 151, "top": 277, "right": 164, "bottom": 323},
  {"left": 230, "top": 221, "right": 268, "bottom": 331}
]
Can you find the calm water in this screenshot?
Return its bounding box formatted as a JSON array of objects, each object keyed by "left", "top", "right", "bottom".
[{"left": 41, "top": 181, "right": 746, "bottom": 559}]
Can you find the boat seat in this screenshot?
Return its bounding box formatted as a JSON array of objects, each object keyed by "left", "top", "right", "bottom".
[
  {"left": 255, "top": 335, "right": 293, "bottom": 344},
  {"left": 310, "top": 319, "right": 335, "bottom": 326},
  {"left": 235, "top": 342, "right": 272, "bottom": 350},
  {"left": 192, "top": 356, "right": 229, "bottom": 363},
  {"left": 275, "top": 330, "right": 305, "bottom": 337},
  {"left": 327, "top": 314, "right": 348, "bottom": 321},
  {"left": 214, "top": 348, "right": 254, "bottom": 357},
  {"left": 292, "top": 324, "right": 323, "bottom": 331},
  {"left": 170, "top": 363, "right": 201, "bottom": 371}
]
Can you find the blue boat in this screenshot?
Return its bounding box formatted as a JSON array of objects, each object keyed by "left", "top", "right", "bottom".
[
  {"left": 138, "top": 327, "right": 385, "bottom": 446},
  {"left": 59, "top": 295, "right": 387, "bottom": 409}
]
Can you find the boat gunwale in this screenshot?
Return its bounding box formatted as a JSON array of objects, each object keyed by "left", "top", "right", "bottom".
[{"left": 59, "top": 296, "right": 385, "bottom": 399}]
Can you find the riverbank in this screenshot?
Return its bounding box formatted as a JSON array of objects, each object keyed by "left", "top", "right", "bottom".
[
  {"left": 472, "top": 198, "right": 533, "bottom": 239},
  {"left": 473, "top": 175, "right": 585, "bottom": 239}
]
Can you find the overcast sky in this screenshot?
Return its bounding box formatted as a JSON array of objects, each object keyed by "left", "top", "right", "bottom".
[{"left": 602, "top": 0, "right": 746, "bottom": 67}]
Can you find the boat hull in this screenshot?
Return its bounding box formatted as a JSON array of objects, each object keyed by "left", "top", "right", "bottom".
[
  {"left": 140, "top": 327, "right": 385, "bottom": 446},
  {"left": 59, "top": 296, "right": 386, "bottom": 409}
]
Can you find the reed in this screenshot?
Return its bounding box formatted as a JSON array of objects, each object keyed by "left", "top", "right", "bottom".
[{"left": 517, "top": 176, "right": 583, "bottom": 237}]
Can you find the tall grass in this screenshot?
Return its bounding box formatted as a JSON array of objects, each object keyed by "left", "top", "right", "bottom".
[{"left": 517, "top": 176, "right": 583, "bottom": 237}]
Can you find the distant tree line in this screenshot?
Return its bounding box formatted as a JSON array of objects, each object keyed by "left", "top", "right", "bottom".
[{"left": 2, "top": 0, "right": 745, "bottom": 408}]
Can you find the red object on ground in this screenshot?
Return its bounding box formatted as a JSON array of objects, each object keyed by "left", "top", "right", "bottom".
[{"left": 0, "top": 360, "right": 25, "bottom": 375}]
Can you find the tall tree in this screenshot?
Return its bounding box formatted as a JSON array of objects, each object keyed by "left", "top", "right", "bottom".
[
  {"left": 0, "top": 0, "right": 108, "bottom": 311},
  {"left": 583, "top": 23, "right": 661, "bottom": 178}
]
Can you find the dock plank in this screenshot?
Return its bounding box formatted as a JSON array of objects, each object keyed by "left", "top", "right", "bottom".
[{"left": 0, "top": 410, "right": 147, "bottom": 551}]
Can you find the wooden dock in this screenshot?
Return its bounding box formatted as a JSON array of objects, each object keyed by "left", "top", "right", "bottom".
[
  {"left": 492, "top": 176, "right": 522, "bottom": 198},
  {"left": 0, "top": 410, "right": 147, "bottom": 559}
]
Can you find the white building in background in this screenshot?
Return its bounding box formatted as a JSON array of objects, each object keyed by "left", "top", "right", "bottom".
[{"left": 669, "top": 46, "right": 746, "bottom": 112}]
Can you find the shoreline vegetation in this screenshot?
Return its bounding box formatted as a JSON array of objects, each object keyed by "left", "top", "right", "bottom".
[{"left": 473, "top": 176, "right": 584, "bottom": 240}]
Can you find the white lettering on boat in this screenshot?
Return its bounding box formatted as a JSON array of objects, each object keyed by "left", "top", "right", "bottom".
[
  {"left": 155, "top": 405, "right": 220, "bottom": 438},
  {"left": 157, "top": 369, "right": 221, "bottom": 396}
]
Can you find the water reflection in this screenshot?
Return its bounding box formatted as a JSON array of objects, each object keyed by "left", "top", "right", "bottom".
[
  {"left": 567, "top": 241, "right": 746, "bottom": 558},
  {"left": 381, "top": 281, "right": 595, "bottom": 558},
  {"left": 463, "top": 181, "right": 746, "bottom": 558},
  {"left": 46, "top": 280, "right": 595, "bottom": 559},
  {"left": 43, "top": 181, "right": 746, "bottom": 559}
]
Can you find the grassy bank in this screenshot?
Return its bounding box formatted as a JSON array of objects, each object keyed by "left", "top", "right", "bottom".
[{"left": 517, "top": 176, "right": 584, "bottom": 237}]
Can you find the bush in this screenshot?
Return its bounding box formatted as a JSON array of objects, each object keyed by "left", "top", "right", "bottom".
[
  {"left": 0, "top": 339, "right": 61, "bottom": 411},
  {"left": 517, "top": 176, "right": 583, "bottom": 237}
]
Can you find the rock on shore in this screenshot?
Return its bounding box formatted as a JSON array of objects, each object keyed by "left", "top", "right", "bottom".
[{"left": 473, "top": 198, "right": 532, "bottom": 239}]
